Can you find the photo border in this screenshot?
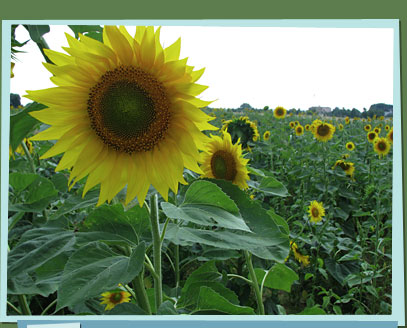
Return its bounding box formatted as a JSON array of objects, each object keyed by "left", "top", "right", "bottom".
[{"left": 0, "top": 5, "right": 405, "bottom": 328}]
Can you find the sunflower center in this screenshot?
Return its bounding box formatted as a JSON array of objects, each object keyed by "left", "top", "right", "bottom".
[
  {"left": 311, "top": 208, "right": 319, "bottom": 217},
  {"left": 87, "top": 66, "right": 171, "bottom": 154},
  {"left": 276, "top": 108, "right": 284, "bottom": 116},
  {"left": 368, "top": 133, "right": 376, "bottom": 140},
  {"left": 211, "top": 150, "right": 237, "bottom": 181},
  {"left": 378, "top": 141, "right": 387, "bottom": 151},
  {"left": 110, "top": 292, "right": 123, "bottom": 304},
  {"left": 317, "top": 124, "right": 330, "bottom": 137}
]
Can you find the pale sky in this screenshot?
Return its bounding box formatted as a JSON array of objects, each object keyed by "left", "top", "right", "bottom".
[{"left": 10, "top": 24, "right": 394, "bottom": 111}]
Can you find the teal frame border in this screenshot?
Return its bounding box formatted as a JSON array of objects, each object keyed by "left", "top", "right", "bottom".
[{"left": 0, "top": 19, "right": 404, "bottom": 326}]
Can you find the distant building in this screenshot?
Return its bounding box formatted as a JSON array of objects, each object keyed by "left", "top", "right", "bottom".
[{"left": 309, "top": 106, "right": 332, "bottom": 114}]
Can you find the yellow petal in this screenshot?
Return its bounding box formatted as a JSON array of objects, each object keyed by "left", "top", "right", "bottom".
[{"left": 104, "top": 26, "right": 133, "bottom": 65}]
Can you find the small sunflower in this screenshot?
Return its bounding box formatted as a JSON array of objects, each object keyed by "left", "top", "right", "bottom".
[
  {"left": 305, "top": 124, "right": 311, "bottom": 131},
  {"left": 200, "top": 131, "right": 250, "bottom": 189},
  {"left": 368, "top": 117, "right": 372, "bottom": 122},
  {"left": 308, "top": 200, "right": 325, "bottom": 223},
  {"left": 345, "top": 141, "right": 355, "bottom": 151},
  {"left": 289, "top": 121, "right": 296, "bottom": 129},
  {"left": 9, "top": 138, "right": 34, "bottom": 159},
  {"left": 374, "top": 127, "right": 381, "bottom": 135},
  {"left": 367, "top": 131, "right": 378, "bottom": 143},
  {"left": 100, "top": 290, "right": 131, "bottom": 311},
  {"left": 364, "top": 124, "right": 371, "bottom": 132},
  {"left": 385, "top": 125, "right": 390, "bottom": 131},
  {"left": 333, "top": 159, "right": 355, "bottom": 178},
  {"left": 345, "top": 117, "right": 350, "bottom": 124},
  {"left": 338, "top": 123, "right": 344, "bottom": 131},
  {"left": 379, "top": 116, "right": 384, "bottom": 121},
  {"left": 373, "top": 137, "right": 391, "bottom": 158},
  {"left": 295, "top": 124, "right": 304, "bottom": 136},
  {"left": 274, "top": 106, "right": 287, "bottom": 119},
  {"left": 288, "top": 241, "right": 310, "bottom": 266},
  {"left": 294, "top": 121, "right": 300, "bottom": 126},
  {"left": 387, "top": 127, "right": 393, "bottom": 144},
  {"left": 263, "top": 130, "right": 271, "bottom": 141},
  {"left": 26, "top": 26, "right": 216, "bottom": 206},
  {"left": 341, "top": 153, "right": 350, "bottom": 159},
  {"left": 312, "top": 122, "right": 335, "bottom": 142}
]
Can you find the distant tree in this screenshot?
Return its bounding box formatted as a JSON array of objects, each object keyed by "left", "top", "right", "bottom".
[
  {"left": 239, "top": 103, "right": 253, "bottom": 110},
  {"left": 10, "top": 93, "right": 21, "bottom": 108}
]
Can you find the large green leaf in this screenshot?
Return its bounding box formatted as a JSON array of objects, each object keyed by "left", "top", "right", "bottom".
[
  {"left": 9, "top": 102, "right": 44, "bottom": 151},
  {"left": 161, "top": 180, "right": 250, "bottom": 232},
  {"left": 257, "top": 176, "right": 289, "bottom": 197},
  {"left": 9, "top": 172, "right": 38, "bottom": 192},
  {"left": 165, "top": 179, "right": 289, "bottom": 261},
  {"left": 194, "top": 287, "right": 255, "bottom": 315},
  {"left": 8, "top": 229, "right": 75, "bottom": 277},
  {"left": 57, "top": 241, "right": 145, "bottom": 310},
  {"left": 325, "top": 259, "right": 360, "bottom": 286},
  {"left": 77, "top": 204, "right": 150, "bottom": 247},
  {"left": 253, "top": 263, "right": 299, "bottom": 292}
]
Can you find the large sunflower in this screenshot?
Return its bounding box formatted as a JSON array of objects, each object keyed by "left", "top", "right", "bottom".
[
  {"left": 26, "top": 26, "right": 216, "bottom": 206},
  {"left": 373, "top": 137, "right": 391, "bottom": 158},
  {"left": 312, "top": 122, "right": 335, "bottom": 142},
  {"left": 308, "top": 200, "right": 325, "bottom": 223},
  {"left": 200, "top": 131, "right": 250, "bottom": 189},
  {"left": 273, "top": 106, "right": 286, "bottom": 119}
]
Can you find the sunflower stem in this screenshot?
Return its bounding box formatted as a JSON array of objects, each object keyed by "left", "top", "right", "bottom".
[
  {"left": 7, "top": 301, "right": 22, "bottom": 315},
  {"left": 244, "top": 250, "right": 264, "bottom": 315},
  {"left": 132, "top": 274, "right": 152, "bottom": 315},
  {"left": 149, "top": 193, "right": 163, "bottom": 309},
  {"left": 17, "top": 294, "right": 31, "bottom": 315},
  {"left": 175, "top": 244, "right": 180, "bottom": 288},
  {"left": 40, "top": 298, "right": 57, "bottom": 315},
  {"left": 21, "top": 140, "right": 35, "bottom": 174}
]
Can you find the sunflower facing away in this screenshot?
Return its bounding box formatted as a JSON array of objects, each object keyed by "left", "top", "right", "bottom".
[
  {"left": 100, "top": 290, "right": 131, "bottom": 311},
  {"left": 273, "top": 106, "right": 286, "bottom": 119},
  {"left": 221, "top": 116, "right": 259, "bottom": 148},
  {"left": 373, "top": 137, "right": 391, "bottom": 158},
  {"left": 308, "top": 200, "right": 325, "bottom": 223},
  {"left": 312, "top": 121, "right": 335, "bottom": 142},
  {"left": 263, "top": 130, "right": 271, "bottom": 141},
  {"left": 200, "top": 131, "right": 250, "bottom": 190},
  {"left": 345, "top": 141, "right": 355, "bottom": 151},
  {"left": 289, "top": 241, "right": 310, "bottom": 266},
  {"left": 26, "top": 26, "right": 216, "bottom": 206}
]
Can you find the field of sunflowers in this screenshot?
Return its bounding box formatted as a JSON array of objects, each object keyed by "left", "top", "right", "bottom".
[{"left": 7, "top": 25, "right": 392, "bottom": 316}]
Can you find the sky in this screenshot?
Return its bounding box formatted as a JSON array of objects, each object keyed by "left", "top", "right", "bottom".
[{"left": 10, "top": 24, "right": 394, "bottom": 111}]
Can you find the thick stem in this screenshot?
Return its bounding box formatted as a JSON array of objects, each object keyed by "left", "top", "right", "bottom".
[
  {"left": 17, "top": 295, "right": 31, "bottom": 315},
  {"left": 175, "top": 244, "right": 180, "bottom": 288},
  {"left": 132, "top": 274, "right": 152, "bottom": 315},
  {"left": 150, "top": 193, "right": 163, "bottom": 309},
  {"left": 244, "top": 251, "right": 265, "bottom": 315}
]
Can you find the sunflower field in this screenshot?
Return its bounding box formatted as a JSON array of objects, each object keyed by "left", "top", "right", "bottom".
[{"left": 7, "top": 25, "right": 392, "bottom": 316}]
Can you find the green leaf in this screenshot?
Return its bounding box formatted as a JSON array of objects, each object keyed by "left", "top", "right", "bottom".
[
  {"left": 57, "top": 241, "right": 145, "bottom": 310},
  {"left": 9, "top": 172, "right": 38, "bottom": 192},
  {"left": 257, "top": 176, "right": 289, "bottom": 197},
  {"left": 325, "top": 259, "right": 360, "bottom": 286},
  {"left": 10, "top": 102, "right": 44, "bottom": 151},
  {"left": 253, "top": 263, "right": 299, "bottom": 292},
  {"left": 106, "top": 302, "right": 146, "bottom": 315},
  {"left": 304, "top": 273, "right": 314, "bottom": 281},
  {"left": 333, "top": 305, "right": 342, "bottom": 314},
  {"left": 51, "top": 173, "right": 68, "bottom": 193},
  {"left": 77, "top": 204, "right": 150, "bottom": 247},
  {"left": 195, "top": 286, "right": 255, "bottom": 315},
  {"left": 297, "top": 305, "right": 327, "bottom": 315},
  {"left": 161, "top": 180, "right": 250, "bottom": 232},
  {"left": 49, "top": 189, "right": 100, "bottom": 220},
  {"left": 157, "top": 301, "right": 178, "bottom": 315},
  {"left": 23, "top": 25, "right": 50, "bottom": 42},
  {"left": 267, "top": 209, "right": 289, "bottom": 234},
  {"left": 69, "top": 25, "right": 103, "bottom": 38}
]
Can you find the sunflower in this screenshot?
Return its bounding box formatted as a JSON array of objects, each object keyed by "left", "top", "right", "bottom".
[
  {"left": 263, "top": 130, "right": 270, "bottom": 141},
  {"left": 312, "top": 122, "right": 335, "bottom": 142},
  {"left": 294, "top": 120, "right": 300, "bottom": 126},
  {"left": 341, "top": 153, "right": 350, "bottom": 159},
  {"left": 9, "top": 138, "right": 34, "bottom": 159},
  {"left": 308, "top": 200, "right": 325, "bottom": 223},
  {"left": 379, "top": 116, "right": 384, "bottom": 121},
  {"left": 100, "top": 290, "right": 131, "bottom": 311},
  {"left": 387, "top": 127, "right": 393, "bottom": 144},
  {"left": 289, "top": 121, "right": 295, "bottom": 129},
  {"left": 364, "top": 124, "right": 371, "bottom": 132},
  {"left": 333, "top": 160, "right": 355, "bottom": 177},
  {"left": 11, "top": 62, "right": 15, "bottom": 78},
  {"left": 373, "top": 137, "right": 391, "bottom": 157},
  {"left": 26, "top": 26, "right": 216, "bottom": 206},
  {"left": 367, "top": 131, "right": 378, "bottom": 143},
  {"left": 345, "top": 141, "right": 355, "bottom": 151},
  {"left": 385, "top": 125, "right": 390, "bottom": 131},
  {"left": 305, "top": 124, "right": 311, "bottom": 131},
  {"left": 338, "top": 123, "right": 344, "bottom": 131},
  {"left": 374, "top": 127, "right": 381, "bottom": 134},
  {"left": 295, "top": 124, "right": 304, "bottom": 136},
  {"left": 345, "top": 117, "right": 350, "bottom": 124},
  {"left": 200, "top": 131, "right": 250, "bottom": 189},
  {"left": 274, "top": 106, "right": 286, "bottom": 119},
  {"left": 223, "top": 117, "right": 259, "bottom": 148}
]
